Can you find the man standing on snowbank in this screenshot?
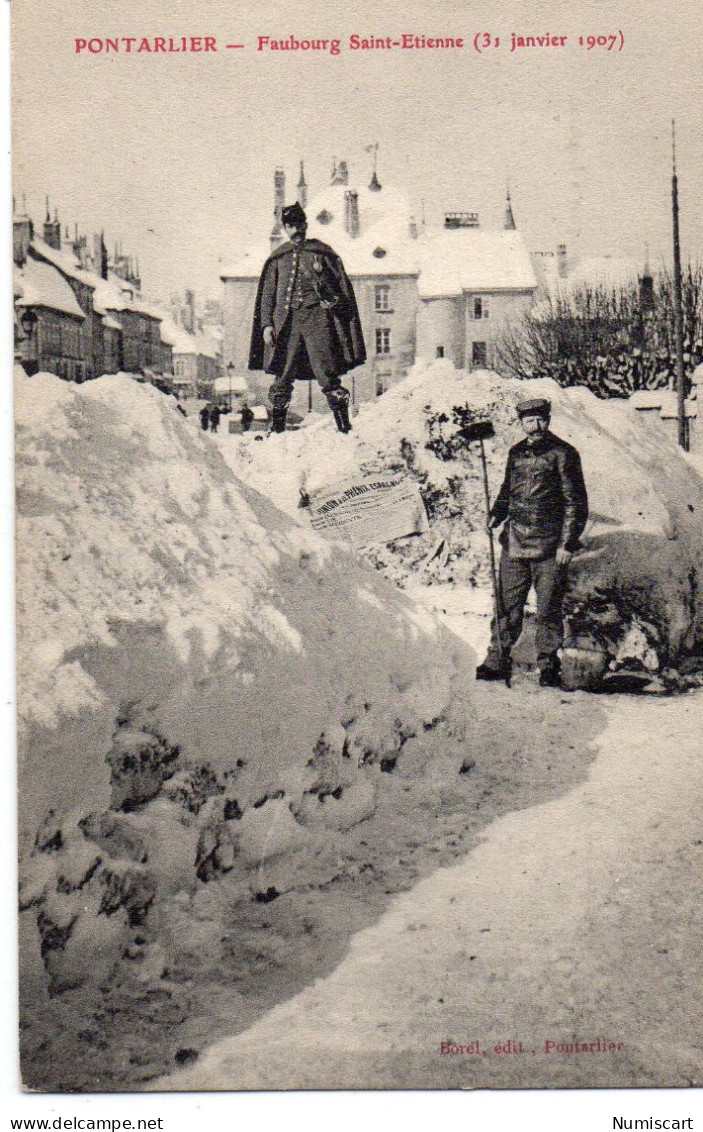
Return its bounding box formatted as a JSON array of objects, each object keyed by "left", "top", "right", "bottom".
[
  {"left": 476, "top": 398, "right": 588, "bottom": 688},
  {"left": 249, "top": 202, "right": 366, "bottom": 434}
]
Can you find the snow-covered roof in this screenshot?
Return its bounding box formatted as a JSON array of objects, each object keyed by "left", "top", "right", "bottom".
[
  {"left": 30, "top": 237, "right": 96, "bottom": 287},
  {"left": 102, "top": 314, "right": 123, "bottom": 332},
  {"left": 13, "top": 265, "right": 25, "bottom": 300},
  {"left": 29, "top": 239, "right": 163, "bottom": 321},
  {"left": 84, "top": 273, "right": 128, "bottom": 314},
  {"left": 417, "top": 229, "right": 537, "bottom": 298},
  {"left": 223, "top": 182, "right": 421, "bottom": 279},
  {"left": 160, "top": 316, "right": 219, "bottom": 358},
  {"left": 629, "top": 390, "right": 668, "bottom": 409},
  {"left": 630, "top": 389, "right": 697, "bottom": 418},
  {"left": 568, "top": 256, "right": 641, "bottom": 291},
  {"left": 77, "top": 267, "right": 164, "bottom": 321},
  {"left": 158, "top": 317, "right": 182, "bottom": 348},
  {"left": 222, "top": 180, "right": 537, "bottom": 295},
  {"left": 542, "top": 255, "right": 642, "bottom": 303},
  {"left": 213, "top": 374, "right": 248, "bottom": 394},
  {"left": 659, "top": 396, "right": 697, "bottom": 420},
  {"left": 16, "top": 257, "right": 86, "bottom": 319}
]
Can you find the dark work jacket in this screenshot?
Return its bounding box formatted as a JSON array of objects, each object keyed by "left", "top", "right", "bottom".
[
  {"left": 248, "top": 238, "right": 366, "bottom": 379},
  {"left": 490, "top": 431, "right": 588, "bottom": 559}
]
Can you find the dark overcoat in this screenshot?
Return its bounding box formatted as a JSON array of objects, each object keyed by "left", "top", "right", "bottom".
[
  {"left": 248, "top": 238, "right": 366, "bottom": 379},
  {"left": 490, "top": 431, "right": 588, "bottom": 559}
]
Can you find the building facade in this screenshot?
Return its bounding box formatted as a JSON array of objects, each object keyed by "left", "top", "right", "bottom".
[{"left": 13, "top": 202, "right": 174, "bottom": 384}]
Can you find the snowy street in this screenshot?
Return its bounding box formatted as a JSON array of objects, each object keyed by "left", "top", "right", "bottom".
[{"left": 159, "top": 690, "right": 702, "bottom": 1091}]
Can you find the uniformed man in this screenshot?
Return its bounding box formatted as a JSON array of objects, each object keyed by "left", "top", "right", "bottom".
[
  {"left": 249, "top": 202, "right": 366, "bottom": 434},
  {"left": 476, "top": 397, "right": 589, "bottom": 687}
]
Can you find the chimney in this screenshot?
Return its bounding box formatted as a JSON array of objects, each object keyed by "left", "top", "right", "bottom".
[
  {"left": 557, "top": 243, "right": 568, "bottom": 279},
  {"left": 95, "top": 232, "right": 109, "bottom": 280},
  {"left": 639, "top": 251, "right": 655, "bottom": 315},
  {"left": 344, "top": 190, "right": 360, "bottom": 238},
  {"left": 273, "top": 167, "right": 285, "bottom": 226},
  {"left": 183, "top": 289, "right": 196, "bottom": 334},
  {"left": 13, "top": 214, "right": 33, "bottom": 266},
  {"left": 296, "top": 160, "right": 307, "bottom": 209},
  {"left": 76, "top": 236, "right": 89, "bottom": 269},
  {"left": 331, "top": 159, "right": 349, "bottom": 186},
  {"left": 52, "top": 209, "right": 61, "bottom": 250},
  {"left": 444, "top": 211, "right": 479, "bottom": 229},
  {"left": 409, "top": 216, "right": 419, "bottom": 240},
  {"left": 271, "top": 166, "right": 286, "bottom": 249},
  {"left": 43, "top": 197, "right": 57, "bottom": 247}
]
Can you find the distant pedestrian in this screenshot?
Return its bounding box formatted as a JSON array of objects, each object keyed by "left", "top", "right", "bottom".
[
  {"left": 209, "top": 405, "right": 221, "bottom": 433},
  {"left": 240, "top": 401, "right": 254, "bottom": 433},
  {"left": 200, "top": 405, "right": 210, "bottom": 431}
]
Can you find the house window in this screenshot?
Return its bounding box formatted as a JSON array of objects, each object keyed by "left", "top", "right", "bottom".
[
  {"left": 472, "top": 341, "right": 487, "bottom": 368},
  {"left": 375, "top": 328, "right": 391, "bottom": 355},
  {"left": 436, "top": 346, "right": 445, "bottom": 358},
  {"left": 375, "top": 285, "right": 391, "bottom": 312},
  {"left": 45, "top": 322, "right": 62, "bottom": 353},
  {"left": 472, "top": 296, "right": 491, "bottom": 320}
]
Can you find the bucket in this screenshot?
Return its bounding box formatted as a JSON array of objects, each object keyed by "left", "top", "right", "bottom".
[{"left": 561, "top": 637, "right": 609, "bottom": 691}]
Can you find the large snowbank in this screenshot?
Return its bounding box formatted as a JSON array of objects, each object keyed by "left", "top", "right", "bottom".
[
  {"left": 222, "top": 360, "right": 703, "bottom": 669},
  {"left": 16, "top": 370, "right": 475, "bottom": 995}
]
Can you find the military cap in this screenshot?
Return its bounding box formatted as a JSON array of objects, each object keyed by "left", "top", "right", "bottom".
[
  {"left": 515, "top": 397, "right": 551, "bottom": 418},
  {"left": 281, "top": 202, "right": 307, "bottom": 227}
]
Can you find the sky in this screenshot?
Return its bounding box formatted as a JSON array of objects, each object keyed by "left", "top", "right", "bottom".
[{"left": 11, "top": 0, "right": 703, "bottom": 302}]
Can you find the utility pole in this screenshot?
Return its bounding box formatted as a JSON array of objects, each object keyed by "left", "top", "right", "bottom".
[{"left": 671, "top": 120, "right": 688, "bottom": 450}]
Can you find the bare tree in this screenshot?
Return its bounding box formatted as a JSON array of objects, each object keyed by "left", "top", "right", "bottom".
[{"left": 497, "top": 265, "right": 703, "bottom": 398}]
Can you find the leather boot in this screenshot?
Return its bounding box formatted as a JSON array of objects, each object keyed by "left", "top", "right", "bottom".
[
  {"left": 332, "top": 403, "right": 352, "bottom": 434},
  {"left": 327, "top": 387, "right": 352, "bottom": 434},
  {"left": 476, "top": 659, "right": 512, "bottom": 682},
  {"left": 538, "top": 656, "right": 561, "bottom": 687}
]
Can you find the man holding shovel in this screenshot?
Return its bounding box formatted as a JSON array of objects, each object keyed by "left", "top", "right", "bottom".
[{"left": 475, "top": 398, "right": 588, "bottom": 688}]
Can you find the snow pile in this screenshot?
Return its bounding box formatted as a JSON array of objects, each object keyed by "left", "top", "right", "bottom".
[
  {"left": 16, "top": 370, "right": 475, "bottom": 993},
  {"left": 16, "top": 371, "right": 311, "bottom": 730},
  {"left": 222, "top": 360, "right": 703, "bottom": 669}
]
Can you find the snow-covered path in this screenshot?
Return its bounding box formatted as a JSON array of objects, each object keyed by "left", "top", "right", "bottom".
[{"left": 156, "top": 692, "right": 702, "bottom": 1091}]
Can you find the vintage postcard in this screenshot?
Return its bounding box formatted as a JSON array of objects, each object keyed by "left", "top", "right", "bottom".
[{"left": 10, "top": 0, "right": 703, "bottom": 1101}]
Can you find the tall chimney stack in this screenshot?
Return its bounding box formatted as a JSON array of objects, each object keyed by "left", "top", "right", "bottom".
[
  {"left": 270, "top": 166, "right": 286, "bottom": 249},
  {"left": 344, "top": 190, "right": 360, "bottom": 238},
  {"left": 296, "top": 160, "right": 307, "bottom": 209}
]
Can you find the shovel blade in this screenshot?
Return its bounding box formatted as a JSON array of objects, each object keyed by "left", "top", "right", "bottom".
[{"left": 458, "top": 420, "right": 495, "bottom": 443}]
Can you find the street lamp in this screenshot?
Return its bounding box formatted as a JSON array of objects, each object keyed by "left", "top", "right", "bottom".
[{"left": 227, "top": 361, "right": 234, "bottom": 412}]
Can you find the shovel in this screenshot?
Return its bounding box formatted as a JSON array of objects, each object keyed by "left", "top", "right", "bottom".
[{"left": 458, "top": 420, "right": 511, "bottom": 687}]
